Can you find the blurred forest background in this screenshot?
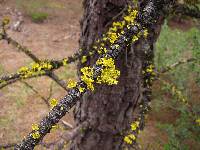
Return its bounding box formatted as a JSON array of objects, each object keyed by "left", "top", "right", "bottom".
[{"left": 0, "top": 0, "right": 199, "bottom": 149}]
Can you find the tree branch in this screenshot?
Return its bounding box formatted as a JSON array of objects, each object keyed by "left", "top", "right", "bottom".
[
  {"left": 21, "top": 80, "right": 73, "bottom": 129},
  {"left": 0, "top": 23, "right": 72, "bottom": 91},
  {"left": 158, "top": 78, "right": 196, "bottom": 116},
  {"left": 0, "top": 73, "right": 48, "bottom": 89},
  {"left": 0, "top": 59, "right": 62, "bottom": 89},
  {"left": 158, "top": 57, "right": 197, "bottom": 74},
  {"left": 0, "top": 121, "right": 88, "bottom": 149},
  {"left": 0, "top": 53, "right": 83, "bottom": 90}
]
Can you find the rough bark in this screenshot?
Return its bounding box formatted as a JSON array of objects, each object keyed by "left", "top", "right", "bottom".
[{"left": 70, "top": 0, "right": 163, "bottom": 150}]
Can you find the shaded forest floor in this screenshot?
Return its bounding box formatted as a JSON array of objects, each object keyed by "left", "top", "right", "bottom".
[{"left": 0, "top": 0, "right": 199, "bottom": 150}]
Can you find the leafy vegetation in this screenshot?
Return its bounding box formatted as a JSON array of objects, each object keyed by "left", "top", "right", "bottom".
[{"left": 151, "top": 20, "right": 200, "bottom": 150}]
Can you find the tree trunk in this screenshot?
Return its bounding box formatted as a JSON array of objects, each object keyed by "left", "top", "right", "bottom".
[{"left": 70, "top": 0, "right": 163, "bottom": 150}]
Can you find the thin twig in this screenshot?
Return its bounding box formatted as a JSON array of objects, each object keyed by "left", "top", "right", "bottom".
[
  {"left": 159, "top": 57, "right": 197, "bottom": 74},
  {"left": 21, "top": 80, "right": 73, "bottom": 129},
  {"left": 47, "top": 81, "right": 54, "bottom": 100},
  {"left": 157, "top": 78, "right": 196, "bottom": 116},
  {"left": 21, "top": 81, "right": 50, "bottom": 107},
  {"left": 0, "top": 73, "right": 45, "bottom": 89}
]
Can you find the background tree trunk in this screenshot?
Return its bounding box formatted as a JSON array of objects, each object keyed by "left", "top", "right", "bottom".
[{"left": 70, "top": 0, "right": 163, "bottom": 149}]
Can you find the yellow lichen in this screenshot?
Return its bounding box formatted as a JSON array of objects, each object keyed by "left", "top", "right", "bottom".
[
  {"left": 50, "top": 98, "right": 58, "bottom": 108},
  {"left": 143, "top": 29, "right": 148, "bottom": 38},
  {"left": 63, "top": 58, "right": 68, "bottom": 66},
  {"left": 67, "top": 79, "right": 77, "bottom": 88},
  {"left": 52, "top": 124, "right": 59, "bottom": 131},
  {"left": 81, "top": 67, "right": 94, "bottom": 91},
  {"left": 32, "top": 124, "right": 39, "bottom": 131},
  {"left": 124, "top": 134, "right": 136, "bottom": 144},
  {"left": 79, "top": 87, "right": 85, "bottom": 93},
  {"left": 3, "top": 17, "right": 10, "bottom": 25},
  {"left": 31, "top": 131, "right": 40, "bottom": 139},
  {"left": 81, "top": 56, "right": 87, "bottom": 63},
  {"left": 96, "top": 57, "right": 120, "bottom": 85},
  {"left": 196, "top": 118, "right": 200, "bottom": 126},
  {"left": 131, "top": 121, "right": 139, "bottom": 131},
  {"left": 18, "top": 61, "right": 53, "bottom": 79}
]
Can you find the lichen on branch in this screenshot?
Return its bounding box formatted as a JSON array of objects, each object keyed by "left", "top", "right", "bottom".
[{"left": 14, "top": 0, "right": 176, "bottom": 149}]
